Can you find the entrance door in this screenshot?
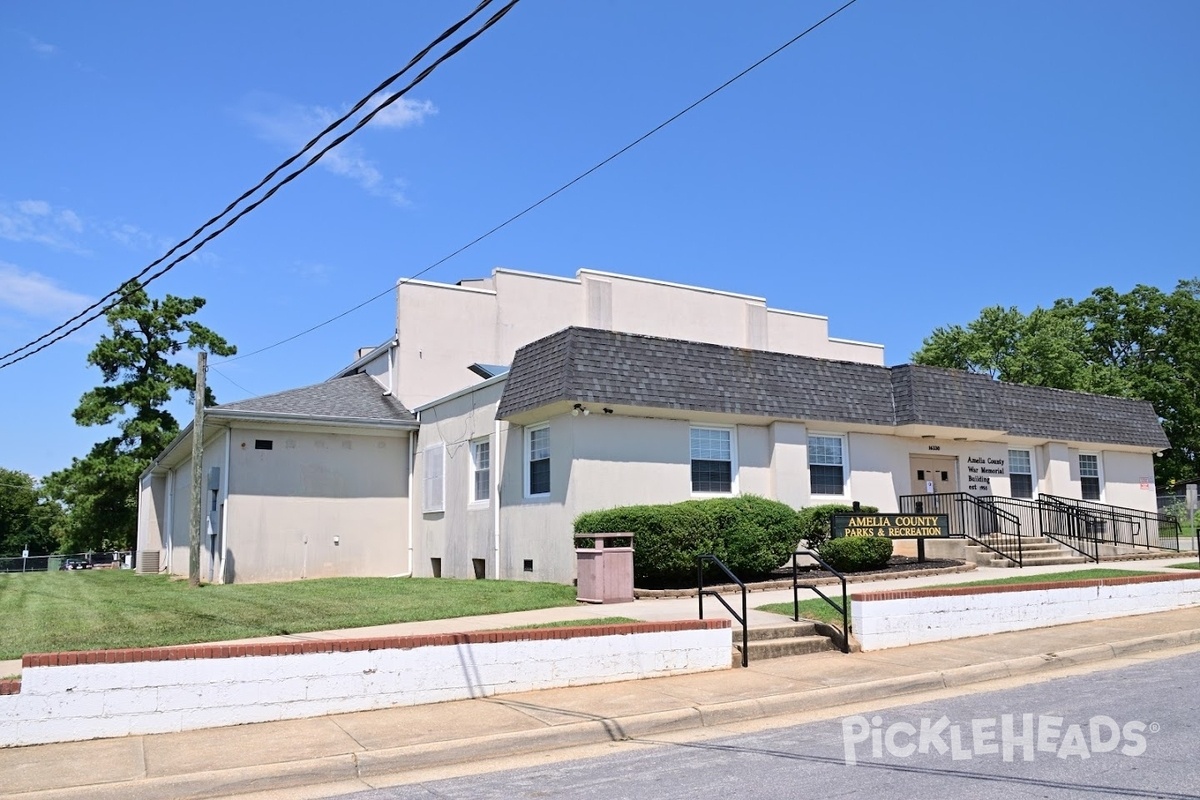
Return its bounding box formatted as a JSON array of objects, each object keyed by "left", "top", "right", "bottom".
[{"left": 910, "top": 455, "right": 958, "bottom": 497}]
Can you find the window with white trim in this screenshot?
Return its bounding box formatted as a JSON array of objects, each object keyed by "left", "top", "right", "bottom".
[
  {"left": 525, "top": 425, "right": 550, "bottom": 497},
  {"left": 809, "top": 434, "right": 846, "bottom": 495},
  {"left": 471, "top": 439, "right": 490, "bottom": 503},
  {"left": 422, "top": 443, "right": 445, "bottom": 513},
  {"left": 1079, "top": 453, "right": 1101, "bottom": 500},
  {"left": 690, "top": 427, "right": 734, "bottom": 493},
  {"left": 1008, "top": 449, "right": 1033, "bottom": 499}
]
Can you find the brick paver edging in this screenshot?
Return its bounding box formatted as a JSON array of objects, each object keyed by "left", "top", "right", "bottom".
[
  {"left": 0, "top": 678, "right": 19, "bottom": 695},
  {"left": 852, "top": 571, "right": 1198, "bottom": 602},
  {"left": 19, "top": 619, "right": 730, "bottom": 671}
]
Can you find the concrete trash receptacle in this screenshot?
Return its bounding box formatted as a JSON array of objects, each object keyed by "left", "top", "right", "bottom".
[{"left": 574, "top": 533, "right": 634, "bottom": 604}]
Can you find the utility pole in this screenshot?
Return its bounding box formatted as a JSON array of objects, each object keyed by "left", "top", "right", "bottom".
[{"left": 189, "top": 351, "right": 206, "bottom": 587}]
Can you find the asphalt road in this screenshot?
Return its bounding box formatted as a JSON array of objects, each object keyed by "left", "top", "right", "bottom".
[{"left": 328, "top": 650, "right": 1200, "bottom": 800}]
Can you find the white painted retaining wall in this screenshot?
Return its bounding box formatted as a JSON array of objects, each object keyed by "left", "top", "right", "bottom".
[
  {"left": 0, "top": 621, "right": 730, "bottom": 748},
  {"left": 852, "top": 574, "right": 1200, "bottom": 651}
]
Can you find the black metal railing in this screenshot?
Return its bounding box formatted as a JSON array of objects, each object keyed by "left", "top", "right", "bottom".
[
  {"left": 791, "top": 549, "right": 850, "bottom": 653},
  {"left": 697, "top": 554, "right": 748, "bottom": 668},
  {"left": 898, "top": 492, "right": 1023, "bottom": 566},
  {"left": 1036, "top": 495, "right": 1101, "bottom": 562},
  {"left": 1040, "top": 494, "right": 1182, "bottom": 552}
]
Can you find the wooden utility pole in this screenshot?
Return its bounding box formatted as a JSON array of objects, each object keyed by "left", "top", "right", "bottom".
[{"left": 189, "top": 351, "right": 206, "bottom": 587}]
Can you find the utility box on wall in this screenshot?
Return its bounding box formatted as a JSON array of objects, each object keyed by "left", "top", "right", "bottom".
[{"left": 574, "top": 532, "right": 634, "bottom": 604}]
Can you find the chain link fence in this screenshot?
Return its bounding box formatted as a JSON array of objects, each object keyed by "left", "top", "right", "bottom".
[{"left": 0, "top": 551, "right": 132, "bottom": 573}]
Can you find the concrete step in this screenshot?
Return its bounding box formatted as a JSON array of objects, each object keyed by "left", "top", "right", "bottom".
[
  {"left": 731, "top": 623, "right": 841, "bottom": 664},
  {"left": 738, "top": 623, "right": 823, "bottom": 642},
  {"left": 967, "top": 535, "right": 1092, "bottom": 568}
]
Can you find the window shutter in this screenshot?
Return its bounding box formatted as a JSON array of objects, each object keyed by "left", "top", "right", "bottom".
[{"left": 423, "top": 444, "right": 445, "bottom": 513}]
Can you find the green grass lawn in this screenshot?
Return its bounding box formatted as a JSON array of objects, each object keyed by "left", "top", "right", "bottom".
[
  {"left": 755, "top": 568, "right": 1159, "bottom": 623},
  {"left": 0, "top": 570, "right": 577, "bottom": 660},
  {"left": 1169, "top": 562, "right": 1200, "bottom": 570},
  {"left": 934, "top": 568, "right": 1154, "bottom": 589},
  {"left": 501, "top": 617, "right": 639, "bottom": 630},
  {"left": 757, "top": 598, "right": 848, "bottom": 625}
]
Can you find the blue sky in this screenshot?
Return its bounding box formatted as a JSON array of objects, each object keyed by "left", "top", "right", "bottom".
[{"left": 2, "top": 0, "right": 1198, "bottom": 478}]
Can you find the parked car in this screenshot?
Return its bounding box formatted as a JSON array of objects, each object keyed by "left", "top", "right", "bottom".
[{"left": 61, "top": 559, "right": 92, "bottom": 570}]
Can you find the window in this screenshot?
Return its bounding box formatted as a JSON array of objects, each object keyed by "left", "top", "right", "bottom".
[
  {"left": 422, "top": 443, "right": 445, "bottom": 513},
  {"left": 1008, "top": 449, "right": 1033, "bottom": 499},
  {"left": 1079, "top": 454, "right": 1101, "bottom": 500},
  {"left": 525, "top": 425, "right": 550, "bottom": 497},
  {"left": 471, "top": 439, "right": 491, "bottom": 503},
  {"left": 690, "top": 427, "right": 734, "bottom": 493},
  {"left": 809, "top": 434, "right": 846, "bottom": 495}
]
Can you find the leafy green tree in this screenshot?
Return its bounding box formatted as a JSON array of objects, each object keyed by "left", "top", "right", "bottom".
[
  {"left": 44, "top": 284, "right": 235, "bottom": 551},
  {"left": 0, "top": 468, "right": 63, "bottom": 557},
  {"left": 913, "top": 280, "right": 1200, "bottom": 488}
]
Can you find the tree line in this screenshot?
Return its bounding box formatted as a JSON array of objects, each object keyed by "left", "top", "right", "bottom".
[
  {"left": 1, "top": 284, "right": 233, "bottom": 556},
  {"left": 913, "top": 279, "right": 1199, "bottom": 488}
]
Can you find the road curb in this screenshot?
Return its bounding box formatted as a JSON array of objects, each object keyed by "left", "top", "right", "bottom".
[{"left": 13, "top": 627, "right": 1200, "bottom": 800}]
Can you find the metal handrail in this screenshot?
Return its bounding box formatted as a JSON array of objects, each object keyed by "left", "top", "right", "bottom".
[
  {"left": 697, "top": 554, "right": 748, "bottom": 668},
  {"left": 898, "top": 492, "right": 1023, "bottom": 566},
  {"left": 791, "top": 549, "right": 850, "bottom": 653},
  {"left": 1037, "top": 495, "right": 1100, "bottom": 561},
  {"left": 1040, "top": 493, "right": 1181, "bottom": 552}
]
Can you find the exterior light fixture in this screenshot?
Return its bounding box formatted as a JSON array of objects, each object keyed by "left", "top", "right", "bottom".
[
  {"left": 602, "top": 408, "right": 613, "bottom": 415},
  {"left": 573, "top": 403, "right": 590, "bottom": 416}
]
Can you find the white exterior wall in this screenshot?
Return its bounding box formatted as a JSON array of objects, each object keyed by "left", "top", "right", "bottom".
[
  {"left": 392, "top": 269, "right": 884, "bottom": 410},
  {"left": 135, "top": 473, "right": 166, "bottom": 558},
  {"left": 769, "top": 422, "right": 810, "bottom": 509},
  {"left": 1100, "top": 451, "right": 1158, "bottom": 511},
  {"left": 362, "top": 350, "right": 391, "bottom": 394},
  {"left": 224, "top": 426, "right": 410, "bottom": 583},
  {"left": 412, "top": 387, "right": 1163, "bottom": 586},
  {"left": 413, "top": 382, "right": 506, "bottom": 580},
  {"left": 396, "top": 281, "right": 499, "bottom": 410},
  {"left": 164, "top": 430, "right": 227, "bottom": 580}
]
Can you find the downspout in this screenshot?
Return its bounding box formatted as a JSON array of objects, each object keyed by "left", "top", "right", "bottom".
[
  {"left": 393, "top": 427, "right": 415, "bottom": 578},
  {"left": 493, "top": 419, "right": 502, "bottom": 579},
  {"left": 164, "top": 469, "right": 174, "bottom": 573},
  {"left": 219, "top": 427, "right": 232, "bottom": 583}
]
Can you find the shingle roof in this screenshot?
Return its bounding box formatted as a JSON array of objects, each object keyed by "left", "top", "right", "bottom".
[
  {"left": 215, "top": 373, "right": 415, "bottom": 424},
  {"left": 497, "top": 327, "right": 1169, "bottom": 449}
]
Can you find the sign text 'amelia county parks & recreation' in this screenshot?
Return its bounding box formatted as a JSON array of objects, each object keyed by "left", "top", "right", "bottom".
[{"left": 832, "top": 514, "right": 950, "bottom": 539}]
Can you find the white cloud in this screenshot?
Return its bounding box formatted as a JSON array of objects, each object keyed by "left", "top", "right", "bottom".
[
  {"left": 363, "top": 94, "right": 437, "bottom": 129},
  {"left": 103, "top": 222, "right": 166, "bottom": 251},
  {"left": 239, "top": 92, "right": 435, "bottom": 204},
  {"left": 58, "top": 209, "right": 83, "bottom": 233},
  {"left": 0, "top": 262, "right": 92, "bottom": 320},
  {"left": 17, "top": 200, "right": 50, "bottom": 216},
  {"left": 0, "top": 200, "right": 90, "bottom": 253},
  {"left": 25, "top": 34, "right": 58, "bottom": 56}
]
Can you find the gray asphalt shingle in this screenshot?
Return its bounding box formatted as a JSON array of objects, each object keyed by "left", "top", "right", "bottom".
[
  {"left": 497, "top": 327, "right": 1168, "bottom": 449},
  {"left": 216, "top": 373, "right": 415, "bottom": 423}
]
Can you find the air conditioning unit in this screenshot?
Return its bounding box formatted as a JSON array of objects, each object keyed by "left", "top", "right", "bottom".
[{"left": 137, "top": 550, "right": 160, "bottom": 574}]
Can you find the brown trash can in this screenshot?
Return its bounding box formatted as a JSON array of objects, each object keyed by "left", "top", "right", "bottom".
[{"left": 574, "top": 533, "right": 634, "bottom": 604}]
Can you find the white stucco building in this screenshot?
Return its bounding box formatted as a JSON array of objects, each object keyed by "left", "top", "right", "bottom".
[{"left": 136, "top": 268, "right": 1169, "bottom": 584}]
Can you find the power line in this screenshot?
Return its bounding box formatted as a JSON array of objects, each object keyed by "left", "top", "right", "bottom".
[
  {"left": 207, "top": 366, "right": 255, "bottom": 399},
  {"left": 212, "top": 0, "right": 861, "bottom": 367},
  {"left": 0, "top": 0, "right": 520, "bottom": 371}
]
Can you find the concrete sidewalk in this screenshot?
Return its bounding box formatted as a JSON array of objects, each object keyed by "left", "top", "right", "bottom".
[{"left": 5, "top": 593, "right": 1200, "bottom": 799}]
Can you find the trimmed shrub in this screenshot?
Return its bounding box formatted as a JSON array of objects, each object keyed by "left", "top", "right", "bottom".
[
  {"left": 574, "top": 495, "right": 803, "bottom": 586},
  {"left": 796, "top": 504, "right": 879, "bottom": 550},
  {"left": 819, "top": 536, "right": 893, "bottom": 572}
]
